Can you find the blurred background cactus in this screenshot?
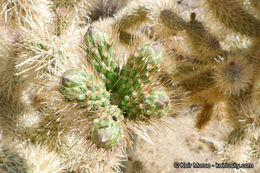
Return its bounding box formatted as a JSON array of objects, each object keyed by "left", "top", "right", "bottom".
[
  {"left": 0, "top": 0, "right": 259, "bottom": 172},
  {"left": 112, "top": 0, "right": 260, "bottom": 169}
]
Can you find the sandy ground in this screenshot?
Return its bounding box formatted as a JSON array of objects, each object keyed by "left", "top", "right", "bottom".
[{"left": 120, "top": 106, "right": 258, "bottom": 173}]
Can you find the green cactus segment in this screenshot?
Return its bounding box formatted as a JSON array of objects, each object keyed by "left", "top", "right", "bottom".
[
  {"left": 118, "top": 91, "right": 146, "bottom": 119},
  {"left": 59, "top": 69, "right": 110, "bottom": 110},
  {"left": 112, "top": 44, "right": 168, "bottom": 120},
  {"left": 116, "top": 43, "right": 162, "bottom": 97},
  {"left": 90, "top": 105, "right": 124, "bottom": 149},
  {"left": 118, "top": 90, "right": 169, "bottom": 120},
  {"left": 84, "top": 26, "right": 119, "bottom": 91}
]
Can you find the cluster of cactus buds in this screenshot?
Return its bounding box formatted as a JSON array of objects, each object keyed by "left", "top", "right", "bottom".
[
  {"left": 59, "top": 68, "right": 126, "bottom": 149},
  {"left": 83, "top": 25, "right": 170, "bottom": 121}
]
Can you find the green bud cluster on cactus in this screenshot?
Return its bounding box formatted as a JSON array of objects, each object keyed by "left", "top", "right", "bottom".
[
  {"left": 83, "top": 25, "right": 170, "bottom": 120},
  {"left": 90, "top": 105, "right": 124, "bottom": 149},
  {"left": 58, "top": 25, "right": 170, "bottom": 149},
  {"left": 60, "top": 69, "right": 110, "bottom": 110},
  {"left": 60, "top": 69, "right": 125, "bottom": 149}
]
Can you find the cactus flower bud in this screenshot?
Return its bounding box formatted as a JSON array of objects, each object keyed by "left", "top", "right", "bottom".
[
  {"left": 145, "top": 90, "right": 170, "bottom": 118},
  {"left": 138, "top": 43, "right": 163, "bottom": 64},
  {"left": 90, "top": 114, "right": 124, "bottom": 149},
  {"left": 84, "top": 25, "right": 110, "bottom": 47},
  {"left": 60, "top": 69, "right": 89, "bottom": 102}
]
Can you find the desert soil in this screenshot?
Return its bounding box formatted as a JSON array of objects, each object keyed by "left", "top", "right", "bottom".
[{"left": 120, "top": 105, "right": 258, "bottom": 173}]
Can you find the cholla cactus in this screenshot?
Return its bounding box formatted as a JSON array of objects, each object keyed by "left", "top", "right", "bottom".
[
  {"left": 112, "top": 0, "right": 260, "bottom": 168},
  {"left": 0, "top": 0, "right": 176, "bottom": 172},
  {"left": 1, "top": 0, "right": 259, "bottom": 172},
  {"left": 83, "top": 24, "right": 171, "bottom": 120}
]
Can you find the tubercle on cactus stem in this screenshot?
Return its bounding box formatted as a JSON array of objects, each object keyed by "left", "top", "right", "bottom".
[
  {"left": 59, "top": 69, "right": 110, "bottom": 109},
  {"left": 90, "top": 109, "right": 124, "bottom": 149}
]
